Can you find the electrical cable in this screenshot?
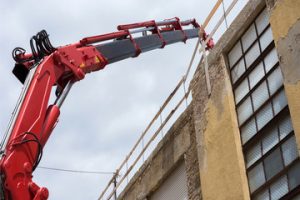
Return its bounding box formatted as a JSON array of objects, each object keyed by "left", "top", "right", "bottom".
[
  {"left": 37, "top": 166, "right": 115, "bottom": 175},
  {"left": 8, "top": 132, "right": 113, "bottom": 175}
]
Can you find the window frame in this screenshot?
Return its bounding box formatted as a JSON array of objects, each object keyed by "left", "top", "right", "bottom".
[{"left": 226, "top": 7, "right": 300, "bottom": 199}]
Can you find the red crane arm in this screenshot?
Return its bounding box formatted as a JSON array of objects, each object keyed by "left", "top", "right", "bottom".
[{"left": 0, "top": 17, "right": 213, "bottom": 200}]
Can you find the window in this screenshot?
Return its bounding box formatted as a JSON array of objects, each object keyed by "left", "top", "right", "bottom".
[
  {"left": 150, "top": 162, "right": 188, "bottom": 200},
  {"left": 228, "top": 7, "right": 300, "bottom": 199}
]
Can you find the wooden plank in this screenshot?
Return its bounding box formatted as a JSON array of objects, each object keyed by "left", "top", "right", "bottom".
[
  {"left": 205, "top": 0, "right": 238, "bottom": 44},
  {"left": 203, "top": 0, "right": 224, "bottom": 28}
]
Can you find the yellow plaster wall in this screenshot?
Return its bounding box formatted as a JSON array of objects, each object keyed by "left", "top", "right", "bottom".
[
  {"left": 269, "top": 0, "right": 300, "bottom": 42},
  {"left": 284, "top": 83, "right": 300, "bottom": 153},
  {"left": 198, "top": 58, "right": 250, "bottom": 200},
  {"left": 268, "top": 0, "right": 300, "bottom": 153}
]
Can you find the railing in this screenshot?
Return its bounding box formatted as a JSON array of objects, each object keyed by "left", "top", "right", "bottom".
[{"left": 98, "top": 0, "right": 248, "bottom": 199}]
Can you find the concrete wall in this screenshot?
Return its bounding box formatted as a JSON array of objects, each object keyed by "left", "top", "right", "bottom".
[
  {"left": 190, "top": 0, "right": 269, "bottom": 199},
  {"left": 266, "top": 0, "right": 300, "bottom": 154},
  {"left": 117, "top": 104, "right": 201, "bottom": 200},
  {"left": 191, "top": 55, "right": 250, "bottom": 200}
]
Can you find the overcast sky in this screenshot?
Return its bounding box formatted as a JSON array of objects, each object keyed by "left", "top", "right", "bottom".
[{"left": 0, "top": 0, "right": 247, "bottom": 199}]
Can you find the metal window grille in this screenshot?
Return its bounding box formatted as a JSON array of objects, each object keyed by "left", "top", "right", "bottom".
[{"left": 228, "top": 7, "right": 300, "bottom": 200}]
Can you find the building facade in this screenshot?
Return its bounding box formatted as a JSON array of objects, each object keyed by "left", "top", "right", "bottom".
[{"left": 115, "top": 0, "right": 300, "bottom": 199}]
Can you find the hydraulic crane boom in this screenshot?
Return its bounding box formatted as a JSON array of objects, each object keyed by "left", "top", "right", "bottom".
[{"left": 0, "top": 17, "right": 213, "bottom": 200}]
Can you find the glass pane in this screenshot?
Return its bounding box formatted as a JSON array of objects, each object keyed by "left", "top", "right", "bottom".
[
  {"left": 264, "top": 148, "right": 284, "bottom": 180},
  {"left": 235, "top": 78, "right": 249, "bottom": 103},
  {"left": 242, "top": 24, "right": 257, "bottom": 51},
  {"left": 260, "top": 27, "right": 273, "bottom": 51},
  {"left": 254, "top": 189, "right": 270, "bottom": 200},
  {"left": 229, "top": 41, "right": 243, "bottom": 67},
  {"left": 231, "top": 59, "right": 246, "bottom": 83},
  {"left": 264, "top": 48, "right": 278, "bottom": 72},
  {"left": 252, "top": 81, "right": 269, "bottom": 111},
  {"left": 256, "top": 8, "right": 269, "bottom": 35},
  {"left": 246, "top": 142, "right": 262, "bottom": 168},
  {"left": 288, "top": 161, "right": 300, "bottom": 190},
  {"left": 273, "top": 90, "right": 287, "bottom": 115},
  {"left": 282, "top": 136, "right": 299, "bottom": 166},
  {"left": 249, "top": 62, "right": 265, "bottom": 89},
  {"left": 262, "top": 126, "right": 279, "bottom": 154},
  {"left": 248, "top": 163, "right": 266, "bottom": 193},
  {"left": 241, "top": 118, "right": 257, "bottom": 144},
  {"left": 279, "top": 116, "right": 293, "bottom": 140},
  {"left": 257, "top": 103, "right": 274, "bottom": 130},
  {"left": 270, "top": 176, "right": 288, "bottom": 200},
  {"left": 245, "top": 42, "right": 260, "bottom": 68},
  {"left": 237, "top": 97, "right": 253, "bottom": 125},
  {"left": 268, "top": 67, "right": 283, "bottom": 95}
]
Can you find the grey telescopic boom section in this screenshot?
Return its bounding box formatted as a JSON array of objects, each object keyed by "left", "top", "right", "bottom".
[{"left": 95, "top": 28, "right": 199, "bottom": 64}]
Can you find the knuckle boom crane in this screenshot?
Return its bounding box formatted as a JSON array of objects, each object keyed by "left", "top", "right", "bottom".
[{"left": 0, "top": 18, "right": 213, "bottom": 200}]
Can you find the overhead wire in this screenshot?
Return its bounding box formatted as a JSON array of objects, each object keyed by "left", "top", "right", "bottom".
[{"left": 37, "top": 166, "right": 115, "bottom": 175}]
